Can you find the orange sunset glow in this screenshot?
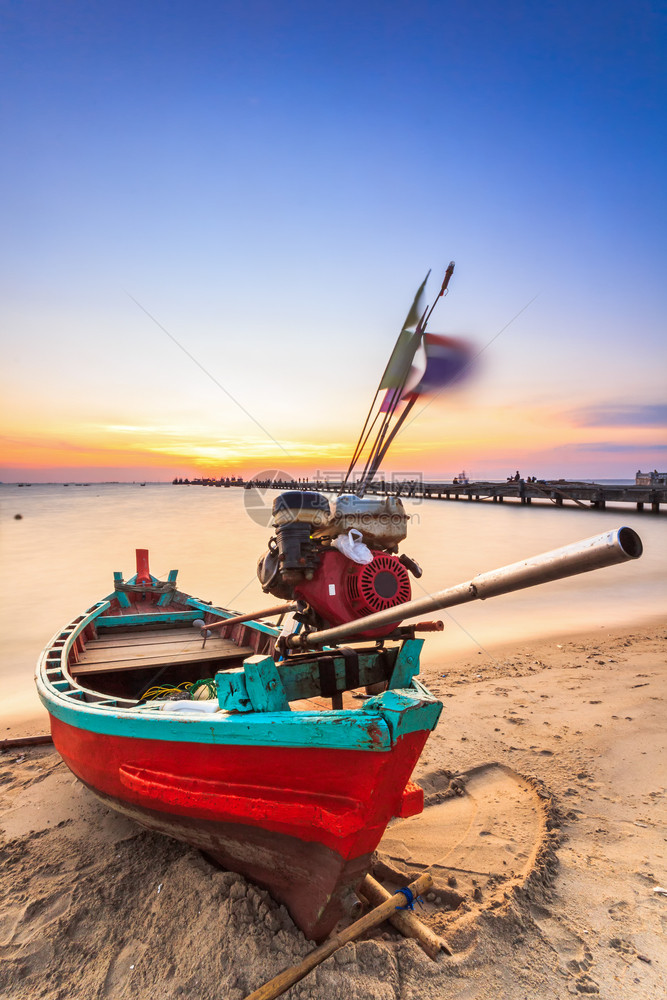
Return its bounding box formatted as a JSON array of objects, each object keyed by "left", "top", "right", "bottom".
[{"left": 3, "top": 389, "right": 665, "bottom": 483}]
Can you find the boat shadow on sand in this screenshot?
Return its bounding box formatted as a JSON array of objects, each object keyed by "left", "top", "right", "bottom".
[{"left": 372, "top": 761, "right": 559, "bottom": 957}]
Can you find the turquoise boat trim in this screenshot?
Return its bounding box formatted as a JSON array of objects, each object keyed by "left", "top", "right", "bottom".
[
  {"left": 97, "top": 610, "right": 202, "bottom": 628},
  {"left": 53, "top": 601, "right": 112, "bottom": 682},
  {"left": 112, "top": 573, "right": 132, "bottom": 607},
  {"left": 94, "top": 596, "right": 280, "bottom": 637},
  {"left": 242, "top": 656, "right": 291, "bottom": 713},
  {"left": 157, "top": 570, "right": 179, "bottom": 606},
  {"left": 388, "top": 638, "right": 423, "bottom": 688},
  {"left": 216, "top": 668, "right": 253, "bottom": 712},
  {"left": 36, "top": 676, "right": 393, "bottom": 751},
  {"left": 363, "top": 688, "right": 442, "bottom": 739},
  {"left": 36, "top": 578, "right": 441, "bottom": 754}
]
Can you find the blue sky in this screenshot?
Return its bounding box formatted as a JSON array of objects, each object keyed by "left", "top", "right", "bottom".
[{"left": 1, "top": 1, "right": 665, "bottom": 480}]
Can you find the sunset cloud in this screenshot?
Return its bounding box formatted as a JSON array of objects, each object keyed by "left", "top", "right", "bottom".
[
  {"left": 571, "top": 404, "right": 667, "bottom": 428},
  {"left": 572, "top": 442, "right": 667, "bottom": 453}
]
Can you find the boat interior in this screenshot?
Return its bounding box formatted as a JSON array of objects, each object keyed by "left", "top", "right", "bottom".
[
  {"left": 63, "top": 617, "right": 397, "bottom": 710},
  {"left": 70, "top": 621, "right": 259, "bottom": 700}
]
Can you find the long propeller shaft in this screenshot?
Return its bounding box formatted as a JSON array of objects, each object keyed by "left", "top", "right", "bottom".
[{"left": 287, "top": 526, "right": 642, "bottom": 649}]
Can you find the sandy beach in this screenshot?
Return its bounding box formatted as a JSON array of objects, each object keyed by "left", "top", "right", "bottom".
[{"left": 1, "top": 618, "right": 665, "bottom": 1000}]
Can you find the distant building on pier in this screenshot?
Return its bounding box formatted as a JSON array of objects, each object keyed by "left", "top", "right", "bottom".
[{"left": 636, "top": 469, "right": 667, "bottom": 486}]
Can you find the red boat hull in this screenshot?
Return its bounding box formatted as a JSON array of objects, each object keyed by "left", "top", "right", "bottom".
[{"left": 50, "top": 716, "right": 428, "bottom": 940}]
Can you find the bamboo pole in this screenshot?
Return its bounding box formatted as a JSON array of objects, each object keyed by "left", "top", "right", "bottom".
[
  {"left": 357, "top": 874, "right": 452, "bottom": 959},
  {"left": 242, "top": 874, "right": 432, "bottom": 1000}
]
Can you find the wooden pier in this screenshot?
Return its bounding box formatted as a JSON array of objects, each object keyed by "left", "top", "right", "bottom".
[{"left": 235, "top": 479, "right": 666, "bottom": 513}]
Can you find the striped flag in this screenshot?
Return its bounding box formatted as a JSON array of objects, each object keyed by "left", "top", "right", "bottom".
[
  {"left": 380, "top": 333, "right": 472, "bottom": 410},
  {"left": 408, "top": 333, "right": 473, "bottom": 396}
]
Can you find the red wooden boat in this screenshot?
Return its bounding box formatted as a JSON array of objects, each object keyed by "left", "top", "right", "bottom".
[{"left": 36, "top": 544, "right": 442, "bottom": 941}]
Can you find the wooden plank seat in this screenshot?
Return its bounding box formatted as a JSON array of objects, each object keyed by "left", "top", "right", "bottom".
[
  {"left": 86, "top": 629, "right": 211, "bottom": 650},
  {"left": 71, "top": 632, "right": 254, "bottom": 677}
]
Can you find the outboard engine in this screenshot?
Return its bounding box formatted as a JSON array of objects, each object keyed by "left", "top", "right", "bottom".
[
  {"left": 257, "top": 491, "right": 419, "bottom": 639},
  {"left": 257, "top": 491, "right": 331, "bottom": 599},
  {"left": 293, "top": 548, "right": 411, "bottom": 639}
]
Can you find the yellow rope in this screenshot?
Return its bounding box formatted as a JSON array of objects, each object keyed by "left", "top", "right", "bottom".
[{"left": 140, "top": 681, "right": 192, "bottom": 701}]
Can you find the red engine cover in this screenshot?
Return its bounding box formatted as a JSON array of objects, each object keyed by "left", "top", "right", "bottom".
[{"left": 294, "top": 549, "right": 411, "bottom": 639}]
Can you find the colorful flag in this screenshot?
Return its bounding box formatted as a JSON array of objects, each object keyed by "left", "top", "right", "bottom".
[
  {"left": 380, "top": 334, "right": 472, "bottom": 409},
  {"left": 407, "top": 333, "right": 473, "bottom": 396}
]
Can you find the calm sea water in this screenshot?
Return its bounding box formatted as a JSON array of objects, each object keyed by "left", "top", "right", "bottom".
[{"left": 1, "top": 483, "right": 664, "bottom": 727}]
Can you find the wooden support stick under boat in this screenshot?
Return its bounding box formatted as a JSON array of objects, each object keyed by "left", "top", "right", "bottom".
[
  {"left": 243, "top": 874, "right": 433, "bottom": 1000},
  {"left": 357, "top": 874, "right": 452, "bottom": 959},
  {"left": 0, "top": 735, "right": 54, "bottom": 750},
  {"left": 197, "top": 603, "right": 298, "bottom": 631}
]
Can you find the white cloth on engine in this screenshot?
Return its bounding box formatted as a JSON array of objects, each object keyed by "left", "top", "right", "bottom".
[{"left": 331, "top": 528, "right": 374, "bottom": 565}]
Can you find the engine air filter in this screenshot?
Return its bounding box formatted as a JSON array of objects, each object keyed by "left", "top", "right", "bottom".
[{"left": 346, "top": 554, "right": 411, "bottom": 614}]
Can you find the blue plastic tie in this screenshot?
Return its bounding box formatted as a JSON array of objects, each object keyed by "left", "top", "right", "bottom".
[{"left": 395, "top": 886, "right": 425, "bottom": 911}]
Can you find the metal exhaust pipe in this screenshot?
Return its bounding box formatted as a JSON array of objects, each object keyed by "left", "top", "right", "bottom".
[{"left": 288, "top": 526, "right": 643, "bottom": 650}]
